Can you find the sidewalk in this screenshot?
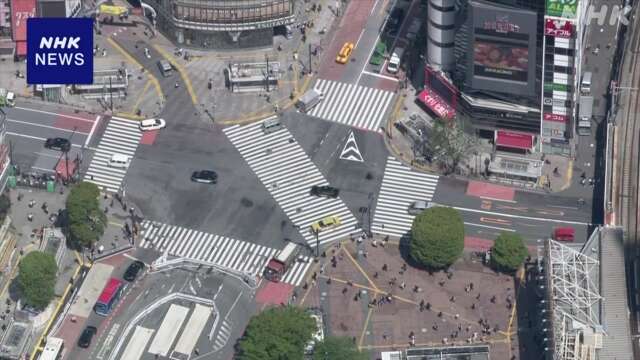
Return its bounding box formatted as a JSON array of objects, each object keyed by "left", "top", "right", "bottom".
[{"left": 384, "top": 79, "right": 574, "bottom": 193}]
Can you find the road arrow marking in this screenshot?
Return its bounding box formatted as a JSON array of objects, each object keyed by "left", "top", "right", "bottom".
[{"left": 340, "top": 131, "right": 363, "bottom": 162}]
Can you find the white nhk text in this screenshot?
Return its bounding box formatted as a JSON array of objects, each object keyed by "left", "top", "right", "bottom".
[{"left": 35, "top": 37, "right": 85, "bottom": 66}]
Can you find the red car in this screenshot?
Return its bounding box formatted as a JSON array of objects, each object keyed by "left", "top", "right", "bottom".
[{"left": 553, "top": 227, "right": 575, "bottom": 242}]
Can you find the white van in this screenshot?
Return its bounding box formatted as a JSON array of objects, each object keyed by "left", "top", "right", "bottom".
[
  {"left": 108, "top": 154, "right": 130, "bottom": 169},
  {"left": 387, "top": 47, "right": 405, "bottom": 74},
  {"left": 296, "top": 89, "right": 324, "bottom": 113},
  {"left": 581, "top": 71, "right": 592, "bottom": 94},
  {"left": 262, "top": 117, "right": 283, "bottom": 134}
]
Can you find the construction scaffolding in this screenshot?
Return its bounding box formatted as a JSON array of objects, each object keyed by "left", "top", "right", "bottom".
[{"left": 543, "top": 239, "right": 603, "bottom": 360}]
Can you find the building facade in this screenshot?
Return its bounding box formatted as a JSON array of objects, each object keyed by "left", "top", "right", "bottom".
[{"left": 147, "top": 0, "right": 295, "bottom": 49}]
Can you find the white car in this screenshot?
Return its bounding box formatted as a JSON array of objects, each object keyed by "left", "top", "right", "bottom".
[{"left": 139, "top": 118, "right": 166, "bottom": 131}]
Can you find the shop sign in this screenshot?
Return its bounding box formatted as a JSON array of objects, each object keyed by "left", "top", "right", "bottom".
[
  {"left": 545, "top": 18, "right": 574, "bottom": 38},
  {"left": 546, "top": 0, "right": 578, "bottom": 18}
]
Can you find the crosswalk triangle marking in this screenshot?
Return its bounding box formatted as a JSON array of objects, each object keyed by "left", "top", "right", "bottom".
[{"left": 340, "top": 131, "right": 363, "bottom": 162}]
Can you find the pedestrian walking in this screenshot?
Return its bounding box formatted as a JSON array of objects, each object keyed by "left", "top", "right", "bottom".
[
  {"left": 382, "top": 264, "right": 388, "bottom": 271},
  {"left": 373, "top": 272, "right": 378, "bottom": 278}
]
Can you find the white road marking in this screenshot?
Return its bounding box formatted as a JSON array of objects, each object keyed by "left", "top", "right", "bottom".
[
  {"left": 14, "top": 106, "right": 96, "bottom": 122},
  {"left": 7, "top": 132, "right": 83, "bottom": 148},
  {"left": 85, "top": 115, "right": 101, "bottom": 147},
  {"left": 340, "top": 131, "right": 364, "bottom": 162},
  {"left": 464, "top": 222, "right": 516, "bottom": 232},
  {"left": 362, "top": 70, "right": 399, "bottom": 81},
  {"left": 6, "top": 118, "right": 90, "bottom": 134},
  {"left": 453, "top": 206, "right": 590, "bottom": 226}
]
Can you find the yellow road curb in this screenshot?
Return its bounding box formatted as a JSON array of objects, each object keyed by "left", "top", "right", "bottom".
[
  {"left": 131, "top": 80, "right": 152, "bottom": 115},
  {"left": 559, "top": 159, "right": 573, "bottom": 191},
  {"left": 115, "top": 112, "right": 145, "bottom": 120},
  {"left": 107, "top": 37, "right": 164, "bottom": 103},
  {"left": 218, "top": 74, "right": 314, "bottom": 126},
  {"left": 152, "top": 44, "right": 198, "bottom": 106}
]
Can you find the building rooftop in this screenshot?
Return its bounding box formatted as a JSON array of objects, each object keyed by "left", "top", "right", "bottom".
[{"left": 598, "top": 227, "right": 633, "bottom": 359}]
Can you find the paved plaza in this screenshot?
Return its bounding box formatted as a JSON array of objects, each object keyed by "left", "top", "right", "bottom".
[{"left": 299, "top": 239, "right": 520, "bottom": 359}]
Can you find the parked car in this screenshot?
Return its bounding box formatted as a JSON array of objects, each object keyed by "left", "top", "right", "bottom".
[
  {"left": 44, "top": 137, "right": 71, "bottom": 152},
  {"left": 311, "top": 216, "right": 341, "bottom": 233},
  {"left": 336, "top": 42, "right": 355, "bottom": 64},
  {"left": 191, "top": 170, "right": 218, "bottom": 184},
  {"left": 77, "top": 326, "right": 97, "bottom": 348},
  {"left": 123, "top": 261, "right": 145, "bottom": 281},
  {"left": 139, "top": 118, "right": 166, "bottom": 131},
  {"left": 310, "top": 185, "right": 340, "bottom": 198}
]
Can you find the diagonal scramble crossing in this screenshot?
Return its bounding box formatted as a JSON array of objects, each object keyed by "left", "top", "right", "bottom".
[
  {"left": 308, "top": 79, "right": 395, "bottom": 132},
  {"left": 223, "top": 117, "right": 360, "bottom": 248},
  {"left": 371, "top": 157, "right": 440, "bottom": 237},
  {"left": 139, "top": 220, "right": 312, "bottom": 286}
]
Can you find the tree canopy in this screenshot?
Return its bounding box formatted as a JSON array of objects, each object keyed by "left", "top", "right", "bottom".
[
  {"left": 17, "top": 251, "right": 58, "bottom": 310},
  {"left": 425, "top": 118, "right": 476, "bottom": 175},
  {"left": 236, "top": 306, "right": 316, "bottom": 360},
  {"left": 312, "top": 336, "right": 369, "bottom": 360},
  {"left": 410, "top": 206, "right": 464, "bottom": 269},
  {"left": 491, "top": 232, "right": 528, "bottom": 273},
  {"left": 65, "top": 182, "right": 106, "bottom": 249}
]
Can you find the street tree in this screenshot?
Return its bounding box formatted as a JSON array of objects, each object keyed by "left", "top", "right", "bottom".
[
  {"left": 312, "top": 336, "right": 369, "bottom": 360},
  {"left": 236, "top": 306, "right": 316, "bottom": 360},
  {"left": 410, "top": 206, "right": 464, "bottom": 269},
  {"left": 491, "top": 232, "right": 528, "bottom": 273},
  {"left": 65, "top": 182, "right": 106, "bottom": 249},
  {"left": 17, "top": 251, "right": 57, "bottom": 310},
  {"left": 425, "top": 118, "right": 476, "bottom": 175}
]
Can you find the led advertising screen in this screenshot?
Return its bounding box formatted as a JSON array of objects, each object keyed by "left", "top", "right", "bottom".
[
  {"left": 473, "top": 41, "right": 528, "bottom": 82},
  {"left": 467, "top": 1, "right": 538, "bottom": 96}
]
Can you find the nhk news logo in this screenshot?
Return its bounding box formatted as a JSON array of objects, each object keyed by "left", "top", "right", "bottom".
[{"left": 27, "top": 18, "right": 94, "bottom": 84}]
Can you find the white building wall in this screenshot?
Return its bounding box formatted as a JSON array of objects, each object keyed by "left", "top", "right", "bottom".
[{"left": 427, "top": 0, "right": 456, "bottom": 71}]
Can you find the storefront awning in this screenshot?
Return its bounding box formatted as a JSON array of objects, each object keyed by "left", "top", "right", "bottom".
[
  {"left": 495, "top": 131, "right": 533, "bottom": 150},
  {"left": 15, "top": 41, "right": 26, "bottom": 57},
  {"left": 417, "top": 88, "right": 455, "bottom": 119}
]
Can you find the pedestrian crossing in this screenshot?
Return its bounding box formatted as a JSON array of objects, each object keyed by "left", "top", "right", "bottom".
[
  {"left": 223, "top": 117, "right": 360, "bottom": 248},
  {"left": 308, "top": 79, "right": 395, "bottom": 132},
  {"left": 139, "top": 220, "right": 313, "bottom": 286},
  {"left": 213, "top": 319, "right": 232, "bottom": 352},
  {"left": 371, "top": 157, "right": 440, "bottom": 237},
  {"left": 84, "top": 116, "right": 142, "bottom": 193}
]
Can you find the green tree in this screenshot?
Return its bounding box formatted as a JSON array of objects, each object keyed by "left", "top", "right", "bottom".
[
  {"left": 410, "top": 206, "right": 464, "bottom": 269},
  {"left": 65, "top": 182, "right": 106, "bottom": 249},
  {"left": 425, "top": 118, "right": 476, "bottom": 175},
  {"left": 312, "top": 336, "right": 369, "bottom": 360},
  {"left": 491, "top": 232, "right": 528, "bottom": 273},
  {"left": 17, "top": 251, "right": 58, "bottom": 310},
  {"left": 236, "top": 306, "right": 316, "bottom": 360}
]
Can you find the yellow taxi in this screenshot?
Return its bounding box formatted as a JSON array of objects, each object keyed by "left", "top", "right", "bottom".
[
  {"left": 311, "top": 216, "right": 342, "bottom": 233},
  {"left": 335, "top": 42, "right": 355, "bottom": 64}
]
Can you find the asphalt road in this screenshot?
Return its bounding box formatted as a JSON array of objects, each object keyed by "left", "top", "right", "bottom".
[
  {"left": 72, "top": 264, "right": 253, "bottom": 360},
  {"left": 4, "top": 104, "right": 99, "bottom": 174}
]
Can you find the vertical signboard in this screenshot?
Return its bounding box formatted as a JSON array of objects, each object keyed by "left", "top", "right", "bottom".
[
  {"left": 10, "top": 0, "right": 36, "bottom": 42},
  {"left": 546, "top": 0, "right": 578, "bottom": 19}
]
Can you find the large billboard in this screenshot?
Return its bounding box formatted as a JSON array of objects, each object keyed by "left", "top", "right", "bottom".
[
  {"left": 546, "top": 0, "right": 578, "bottom": 19},
  {"left": 467, "top": 1, "right": 538, "bottom": 97},
  {"left": 10, "top": 0, "right": 36, "bottom": 42},
  {"left": 473, "top": 40, "right": 529, "bottom": 82}
]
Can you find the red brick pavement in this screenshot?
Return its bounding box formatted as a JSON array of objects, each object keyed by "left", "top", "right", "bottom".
[{"left": 300, "top": 240, "right": 519, "bottom": 359}]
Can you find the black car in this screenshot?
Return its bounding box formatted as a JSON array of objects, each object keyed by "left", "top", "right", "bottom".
[
  {"left": 123, "top": 261, "right": 145, "bottom": 281},
  {"left": 191, "top": 170, "right": 218, "bottom": 184},
  {"left": 310, "top": 185, "right": 340, "bottom": 198},
  {"left": 77, "top": 326, "right": 97, "bottom": 348},
  {"left": 44, "top": 137, "right": 71, "bottom": 152},
  {"left": 385, "top": 8, "right": 405, "bottom": 35}
]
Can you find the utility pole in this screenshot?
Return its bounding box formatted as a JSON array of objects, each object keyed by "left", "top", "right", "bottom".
[
  {"left": 315, "top": 230, "right": 320, "bottom": 258},
  {"left": 109, "top": 76, "right": 114, "bottom": 111},
  {"left": 265, "top": 55, "right": 270, "bottom": 92},
  {"left": 308, "top": 43, "right": 312, "bottom": 75}
]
